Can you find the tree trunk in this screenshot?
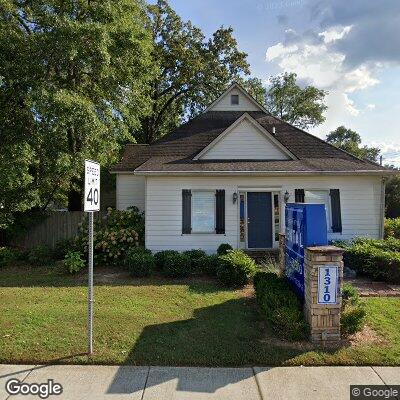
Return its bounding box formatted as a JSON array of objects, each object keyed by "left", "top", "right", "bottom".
[{"left": 68, "top": 177, "right": 83, "bottom": 211}]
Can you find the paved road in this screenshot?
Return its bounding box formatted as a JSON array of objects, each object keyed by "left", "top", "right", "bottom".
[{"left": 0, "top": 364, "right": 399, "bottom": 400}]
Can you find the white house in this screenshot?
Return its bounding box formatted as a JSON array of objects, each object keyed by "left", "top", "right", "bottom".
[{"left": 112, "top": 83, "right": 393, "bottom": 253}]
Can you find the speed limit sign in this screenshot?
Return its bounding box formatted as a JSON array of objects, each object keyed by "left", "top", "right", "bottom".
[{"left": 84, "top": 160, "right": 100, "bottom": 212}]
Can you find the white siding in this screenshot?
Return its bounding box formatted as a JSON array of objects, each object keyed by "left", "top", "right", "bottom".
[
  {"left": 116, "top": 174, "right": 145, "bottom": 212},
  {"left": 210, "top": 88, "right": 260, "bottom": 111},
  {"left": 201, "top": 119, "right": 290, "bottom": 160},
  {"left": 145, "top": 175, "right": 382, "bottom": 253}
]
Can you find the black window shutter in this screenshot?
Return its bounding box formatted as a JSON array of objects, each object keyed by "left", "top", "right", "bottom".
[
  {"left": 215, "top": 190, "right": 225, "bottom": 234},
  {"left": 182, "top": 190, "right": 192, "bottom": 234},
  {"left": 330, "top": 189, "right": 342, "bottom": 233},
  {"left": 295, "top": 189, "right": 305, "bottom": 203}
]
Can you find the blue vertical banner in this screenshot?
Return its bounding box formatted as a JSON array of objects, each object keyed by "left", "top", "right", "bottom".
[{"left": 285, "top": 203, "right": 328, "bottom": 299}]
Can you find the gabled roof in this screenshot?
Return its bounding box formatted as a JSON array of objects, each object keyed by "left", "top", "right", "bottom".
[
  {"left": 112, "top": 82, "right": 394, "bottom": 176},
  {"left": 112, "top": 110, "right": 392, "bottom": 175},
  {"left": 204, "top": 81, "right": 269, "bottom": 113}
]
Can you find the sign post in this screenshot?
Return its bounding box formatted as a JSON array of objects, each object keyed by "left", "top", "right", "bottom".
[{"left": 84, "top": 160, "right": 100, "bottom": 355}]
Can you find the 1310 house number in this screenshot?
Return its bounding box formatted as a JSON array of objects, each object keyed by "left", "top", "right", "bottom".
[{"left": 317, "top": 266, "right": 338, "bottom": 304}]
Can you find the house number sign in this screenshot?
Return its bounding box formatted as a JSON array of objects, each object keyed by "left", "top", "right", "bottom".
[{"left": 317, "top": 265, "right": 338, "bottom": 304}]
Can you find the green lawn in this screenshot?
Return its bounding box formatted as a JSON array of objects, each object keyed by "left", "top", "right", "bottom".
[{"left": 1, "top": 265, "right": 399, "bottom": 366}]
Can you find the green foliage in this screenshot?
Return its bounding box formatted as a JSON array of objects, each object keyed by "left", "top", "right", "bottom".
[
  {"left": 343, "top": 237, "right": 400, "bottom": 283},
  {"left": 217, "top": 250, "right": 257, "bottom": 287},
  {"left": 183, "top": 249, "right": 207, "bottom": 270},
  {"left": 266, "top": 72, "right": 327, "bottom": 129},
  {"left": 53, "top": 238, "right": 76, "bottom": 260},
  {"left": 154, "top": 250, "right": 180, "bottom": 270},
  {"left": 141, "top": 0, "right": 250, "bottom": 143},
  {"left": 340, "top": 284, "right": 366, "bottom": 335},
  {"left": 385, "top": 218, "right": 400, "bottom": 239},
  {"left": 26, "top": 245, "right": 54, "bottom": 266},
  {"left": 254, "top": 271, "right": 310, "bottom": 341},
  {"left": 125, "top": 250, "right": 155, "bottom": 277},
  {"left": 386, "top": 175, "right": 400, "bottom": 218},
  {"left": 196, "top": 255, "right": 220, "bottom": 276},
  {"left": 326, "top": 126, "right": 380, "bottom": 162},
  {"left": 0, "top": 247, "right": 22, "bottom": 267},
  {"left": 217, "top": 243, "right": 233, "bottom": 256},
  {"left": 75, "top": 208, "right": 143, "bottom": 266},
  {"left": 161, "top": 253, "right": 191, "bottom": 278},
  {"left": 0, "top": 0, "right": 154, "bottom": 221},
  {"left": 64, "top": 251, "right": 85, "bottom": 274}
]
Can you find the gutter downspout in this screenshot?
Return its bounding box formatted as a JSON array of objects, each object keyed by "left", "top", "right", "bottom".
[{"left": 379, "top": 177, "right": 387, "bottom": 239}]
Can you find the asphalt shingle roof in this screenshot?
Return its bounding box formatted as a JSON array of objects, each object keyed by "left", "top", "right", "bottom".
[{"left": 112, "top": 111, "right": 388, "bottom": 173}]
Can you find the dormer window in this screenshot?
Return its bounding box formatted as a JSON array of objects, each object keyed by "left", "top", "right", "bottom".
[{"left": 231, "top": 94, "right": 239, "bottom": 105}]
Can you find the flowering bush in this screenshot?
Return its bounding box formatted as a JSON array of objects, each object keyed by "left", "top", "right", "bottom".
[{"left": 74, "top": 207, "right": 143, "bottom": 266}]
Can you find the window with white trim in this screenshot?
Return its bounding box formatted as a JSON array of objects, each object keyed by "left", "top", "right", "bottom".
[
  {"left": 192, "top": 191, "right": 215, "bottom": 233},
  {"left": 305, "top": 190, "right": 331, "bottom": 230}
]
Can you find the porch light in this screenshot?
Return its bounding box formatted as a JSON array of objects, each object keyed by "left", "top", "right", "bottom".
[
  {"left": 232, "top": 192, "right": 238, "bottom": 204},
  {"left": 284, "top": 191, "right": 290, "bottom": 203}
]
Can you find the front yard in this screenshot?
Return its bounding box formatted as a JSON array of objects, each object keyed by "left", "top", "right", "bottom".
[{"left": 1, "top": 264, "right": 399, "bottom": 366}]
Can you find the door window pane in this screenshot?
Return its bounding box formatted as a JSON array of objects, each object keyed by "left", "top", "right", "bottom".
[
  {"left": 274, "top": 193, "right": 280, "bottom": 242},
  {"left": 192, "top": 191, "right": 215, "bottom": 232}
]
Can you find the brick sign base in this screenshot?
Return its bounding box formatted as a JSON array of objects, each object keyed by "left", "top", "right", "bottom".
[{"left": 304, "top": 246, "right": 344, "bottom": 343}]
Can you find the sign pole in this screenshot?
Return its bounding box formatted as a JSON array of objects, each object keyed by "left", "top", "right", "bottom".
[
  {"left": 84, "top": 159, "right": 100, "bottom": 356},
  {"left": 88, "top": 211, "right": 94, "bottom": 355}
]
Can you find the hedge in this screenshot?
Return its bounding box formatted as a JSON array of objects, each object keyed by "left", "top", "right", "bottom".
[
  {"left": 253, "top": 271, "right": 309, "bottom": 341},
  {"left": 385, "top": 218, "right": 400, "bottom": 239},
  {"left": 342, "top": 237, "right": 400, "bottom": 283}
]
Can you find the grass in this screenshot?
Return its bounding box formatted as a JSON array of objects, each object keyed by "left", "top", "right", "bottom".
[{"left": 1, "top": 264, "right": 399, "bottom": 366}]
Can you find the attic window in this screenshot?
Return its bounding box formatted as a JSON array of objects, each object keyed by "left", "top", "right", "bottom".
[{"left": 231, "top": 94, "right": 239, "bottom": 105}]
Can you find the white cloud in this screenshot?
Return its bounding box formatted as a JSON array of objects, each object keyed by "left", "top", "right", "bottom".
[
  {"left": 366, "top": 104, "right": 376, "bottom": 110},
  {"left": 367, "top": 141, "right": 400, "bottom": 167},
  {"left": 265, "top": 26, "right": 381, "bottom": 130},
  {"left": 319, "top": 26, "right": 353, "bottom": 44}
]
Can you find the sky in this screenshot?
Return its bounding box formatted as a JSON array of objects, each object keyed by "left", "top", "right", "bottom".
[{"left": 168, "top": 0, "right": 400, "bottom": 166}]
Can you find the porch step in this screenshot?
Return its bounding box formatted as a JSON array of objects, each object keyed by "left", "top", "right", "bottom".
[{"left": 244, "top": 249, "right": 279, "bottom": 264}]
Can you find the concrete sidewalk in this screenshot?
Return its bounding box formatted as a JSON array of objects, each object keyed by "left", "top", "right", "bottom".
[{"left": 1, "top": 364, "right": 399, "bottom": 400}]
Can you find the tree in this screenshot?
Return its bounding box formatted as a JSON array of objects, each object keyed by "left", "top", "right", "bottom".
[
  {"left": 266, "top": 72, "right": 327, "bottom": 129},
  {"left": 0, "top": 0, "right": 153, "bottom": 217},
  {"left": 385, "top": 173, "right": 400, "bottom": 218},
  {"left": 238, "top": 77, "right": 267, "bottom": 105},
  {"left": 326, "top": 126, "right": 380, "bottom": 162},
  {"left": 139, "top": 0, "right": 250, "bottom": 143}
]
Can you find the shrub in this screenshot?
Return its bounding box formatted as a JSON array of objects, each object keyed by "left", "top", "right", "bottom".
[
  {"left": 343, "top": 238, "right": 400, "bottom": 283},
  {"left": 217, "top": 243, "right": 233, "bottom": 256},
  {"left": 125, "top": 251, "right": 155, "bottom": 277},
  {"left": 75, "top": 208, "right": 144, "bottom": 266},
  {"left": 340, "top": 283, "right": 366, "bottom": 335},
  {"left": 64, "top": 251, "right": 85, "bottom": 274},
  {"left": 54, "top": 238, "right": 76, "bottom": 260},
  {"left": 26, "top": 245, "right": 55, "bottom": 265},
  {"left": 385, "top": 218, "right": 400, "bottom": 239},
  {"left": 196, "top": 255, "right": 220, "bottom": 276},
  {"left": 0, "top": 247, "right": 22, "bottom": 267},
  {"left": 162, "top": 253, "right": 191, "bottom": 278},
  {"left": 217, "top": 250, "right": 257, "bottom": 287},
  {"left": 254, "top": 271, "right": 309, "bottom": 341},
  {"left": 183, "top": 249, "right": 207, "bottom": 271},
  {"left": 154, "top": 250, "right": 180, "bottom": 270}
]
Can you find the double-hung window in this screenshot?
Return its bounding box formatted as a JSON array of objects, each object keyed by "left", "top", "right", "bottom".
[{"left": 192, "top": 191, "right": 215, "bottom": 233}]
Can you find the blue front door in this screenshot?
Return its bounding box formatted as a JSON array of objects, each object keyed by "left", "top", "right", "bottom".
[{"left": 247, "top": 192, "right": 273, "bottom": 248}]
